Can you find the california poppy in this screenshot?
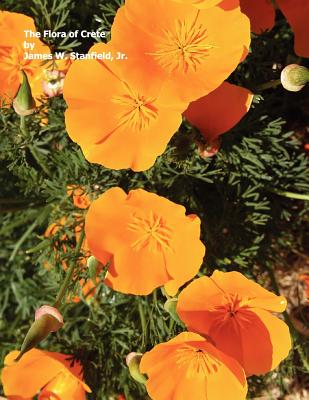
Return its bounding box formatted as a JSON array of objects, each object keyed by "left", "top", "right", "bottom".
[
  {"left": 0, "top": 11, "right": 50, "bottom": 107},
  {"left": 276, "top": 0, "right": 309, "bottom": 58},
  {"left": 240, "top": 0, "right": 309, "bottom": 57},
  {"left": 64, "top": 42, "right": 187, "bottom": 172},
  {"left": 184, "top": 81, "right": 253, "bottom": 150},
  {"left": 110, "top": 0, "right": 250, "bottom": 103},
  {"left": 140, "top": 331, "right": 248, "bottom": 400},
  {"left": 85, "top": 187, "right": 205, "bottom": 295},
  {"left": 177, "top": 270, "right": 291, "bottom": 376},
  {"left": 1, "top": 349, "right": 91, "bottom": 399},
  {"left": 239, "top": 0, "right": 275, "bottom": 34}
]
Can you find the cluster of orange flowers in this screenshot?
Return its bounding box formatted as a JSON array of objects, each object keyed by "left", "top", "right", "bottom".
[{"left": 1, "top": 0, "right": 303, "bottom": 398}]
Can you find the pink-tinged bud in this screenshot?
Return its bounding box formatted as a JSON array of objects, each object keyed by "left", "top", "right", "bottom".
[
  {"left": 125, "top": 352, "right": 147, "bottom": 384},
  {"left": 15, "top": 306, "right": 63, "bottom": 362},
  {"left": 13, "top": 71, "right": 36, "bottom": 116},
  {"left": 197, "top": 138, "right": 221, "bottom": 158},
  {"left": 35, "top": 305, "right": 64, "bottom": 328},
  {"left": 42, "top": 70, "right": 65, "bottom": 97},
  {"left": 281, "top": 64, "right": 309, "bottom": 92}
]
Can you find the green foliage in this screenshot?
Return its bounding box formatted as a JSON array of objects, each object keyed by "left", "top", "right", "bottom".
[{"left": 0, "top": 0, "right": 308, "bottom": 399}]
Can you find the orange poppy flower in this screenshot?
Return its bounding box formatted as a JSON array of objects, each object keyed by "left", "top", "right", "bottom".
[
  {"left": 276, "top": 0, "right": 309, "bottom": 58},
  {"left": 110, "top": 0, "right": 250, "bottom": 103},
  {"left": 85, "top": 187, "right": 205, "bottom": 295},
  {"left": 184, "top": 82, "right": 253, "bottom": 143},
  {"left": 239, "top": 0, "right": 275, "bottom": 34},
  {"left": 0, "top": 11, "right": 50, "bottom": 107},
  {"left": 177, "top": 270, "right": 292, "bottom": 376},
  {"left": 140, "top": 332, "right": 248, "bottom": 400},
  {"left": 63, "top": 42, "right": 187, "bottom": 172},
  {"left": 1, "top": 349, "right": 91, "bottom": 399},
  {"left": 240, "top": 0, "right": 309, "bottom": 57}
]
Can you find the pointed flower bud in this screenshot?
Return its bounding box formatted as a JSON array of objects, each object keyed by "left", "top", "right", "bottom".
[
  {"left": 15, "top": 305, "right": 63, "bottom": 362},
  {"left": 87, "top": 255, "right": 100, "bottom": 282},
  {"left": 163, "top": 298, "right": 183, "bottom": 325},
  {"left": 281, "top": 64, "right": 309, "bottom": 92},
  {"left": 13, "top": 70, "right": 36, "bottom": 116},
  {"left": 125, "top": 352, "right": 147, "bottom": 384}
]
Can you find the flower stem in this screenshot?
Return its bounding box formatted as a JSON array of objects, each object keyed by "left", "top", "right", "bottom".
[
  {"left": 256, "top": 79, "right": 281, "bottom": 91},
  {"left": 53, "top": 228, "right": 85, "bottom": 309},
  {"left": 271, "top": 189, "right": 309, "bottom": 201},
  {"left": 19, "top": 115, "right": 52, "bottom": 177}
]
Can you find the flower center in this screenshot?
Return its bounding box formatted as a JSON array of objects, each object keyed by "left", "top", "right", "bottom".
[
  {"left": 128, "top": 211, "right": 173, "bottom": 252},
  {"left": 150, "top": 16, "right": 214, "bottom": 74},
  {"left": 209, "top": 293, "right": 253, "bottom": 329},
  {"left": 112, "top": 84, "right": 158, "bottom": 132},
  {"left": 176, "top": 345, "right": 221, "bottom": 377}
]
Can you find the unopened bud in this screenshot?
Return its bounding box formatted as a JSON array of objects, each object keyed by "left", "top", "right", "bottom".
[
  {"left": 87, "top": 255, "right": 100, "bottom": 282},
  {"left": 13, "top": 70, "right": 36, "bottom": 116},
  {"left": 42, "top": 69, "right": 65, "bottom": 97},
  {"left": 126, "top": 352, "right": 147, "bottom": 384},
  {"left": 164, "top": 298, "right": 183, "bottom": 325},
  {"left": 197, "top": 138, "right": 221, "bottom": 158},
  {"left": 281, "top": 64, "right": 309, "bottom": 92},
  {"left": 15, "top": 305, "right": 63, "bottom": 362}
]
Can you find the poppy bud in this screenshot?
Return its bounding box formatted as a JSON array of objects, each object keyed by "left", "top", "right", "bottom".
[
  {"left": 125, "top": 352, "right": 147, "bottom": 384},
  {"left": 197, "top": 138, "right": 221, "bottom": 158},
  {"left": 15, "top": 305, "right": 63, "bottom": 362},
  {"left": 13, "top": 70, "right": 36, "bottom": 116},
  {"left": 280, "top": 64, "right": 309, "bottom": 92},
  {"left": 164, "top": 298, "right": 183, "bottom": 325},
  {"left": 87, "top": 255, "right": 100, "bottom": 282},
  {"left": 42, "top": 69, "right": 65, "bottom": 97}
]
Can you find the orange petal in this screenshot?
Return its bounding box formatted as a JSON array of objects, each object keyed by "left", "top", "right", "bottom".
[
  {"left": 38, "top": 371, "right": 90, "bottom": 399},
  {"left": 2, "top": 350, "right": 67, "bottom": 398},
  {"left": 277, "top": 0, "right": 309, "bottom": 57},
  {"left": 85, "top": 188, "right": 204, "bottom": 295},
  {"left": 240, "top": 0, "right": 275, "bottom": 34},
  {"left": 210, "top": 270, "right": 287, "bottom": 312},
  {"left": 140, "top": 332, "right": 247, "bottom": 400},
  {"left": 112, "top": 1, "right": 250, "bottom": 102},
  {"left": 184, "top": 82, "right": 253, "bottom": 141}
]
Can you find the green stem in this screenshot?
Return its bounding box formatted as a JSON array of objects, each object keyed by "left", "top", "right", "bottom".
[
  {"left": 256, "top": 79, "right": 281, "bottom": 91},
  {"left": 9, "top": 219, "right": 38, "bottom": 262},
  {"left": 138, "top": 301, "right": 147, "bottom": 349},
  {"left": 20, "top": 115, "right": 27, "bottom": 137},
  {"left": 271, "top": 189, "right": 309, "bottom": 201},
  {"left": 53, "top": 228, "right": 85, "bottom": 309},
  {"left": 19, "top": 115, "right": 52, "bottom": 177}
]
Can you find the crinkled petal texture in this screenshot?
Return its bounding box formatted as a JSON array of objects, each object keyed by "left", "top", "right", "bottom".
[
  {"left": 85, "top": 187, "right": 205, "bottom": 295},
  {"left": 239, "top": 0, "right": 275, "bottom": 34},
  {"left": 0, "top": 11, "right": 50, "bottom": 106},
  {"left": 1, "top": 349, "right": 91, "bottom": 399},
  {"left": 63, "top": 42, "right": 187, "bottom": 172},
  {"left": 140, "top": 332, "right": 248, "bottom": 400},
  {"left": 276, "top": 0, "right": 309, "bottom": 58},
  {"left": 111, "top": 0, "right": 250, "bottom": 103},
  {"left": 184, "top": 82, "right": 253, "bottom": 141},
  {"left": 177, "top": 270, "right": 291, "bottom": 376}
]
